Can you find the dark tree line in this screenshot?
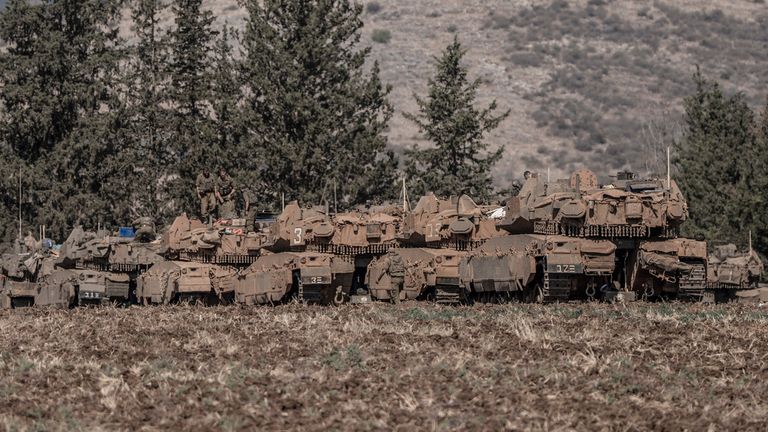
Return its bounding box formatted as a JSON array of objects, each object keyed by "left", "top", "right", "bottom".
[
  {"left": 675, "top": 68, "right": 768, "bottom": 256},
  {"left": 0, "top": 0, "right": 507, "bottom": 244}
]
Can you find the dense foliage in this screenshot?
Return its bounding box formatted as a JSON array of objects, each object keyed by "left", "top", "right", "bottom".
[
  {"left": 675, "top": 69, "right": 768, "bottom": 255},
  {"left": 0, "top": 0, "right": 407, "bottom": 243},
  {"left": 0, "top": 0, "right": 124, "bottom": 242}
]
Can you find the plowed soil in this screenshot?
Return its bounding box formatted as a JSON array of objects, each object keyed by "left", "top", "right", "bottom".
[{"left": 1, "top": 303, "right": 768, "bottom": 431}]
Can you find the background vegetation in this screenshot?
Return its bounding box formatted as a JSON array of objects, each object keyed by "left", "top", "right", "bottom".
[
  {"left": 2, "top": 0, "right": 768, "bottom": 258},
  {"left": 0, "top": 0, "right": 509, "bottom": 245}
]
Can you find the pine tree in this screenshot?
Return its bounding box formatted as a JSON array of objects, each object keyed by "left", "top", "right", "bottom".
[
  {"left": 240, "top": 0, "right": 397, "bottom": 208},
  {"left": 0, "top": 0, "right": 125, "bottom": 240},
  {"left": 165, "top": 0, "right": 219, "bottom": 213},
  {"left": 751, "top": 99, "right": 768, "bottom": 254},
  {"left": 107, "top": 0, "right": 174, "bottom": 223},
  {"left": 403, "top": 36, "right": 509, "bottom": 203},
  {"left": 210, "top": 25, "right": 244, "bottom": 174},
  {"left": 675, "top": 68, "right": 759, "bottom": 250}
]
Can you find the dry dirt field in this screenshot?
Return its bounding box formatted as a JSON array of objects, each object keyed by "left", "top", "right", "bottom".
[{"left": 1, "top": 302, "right": 768, "bottom": 431}]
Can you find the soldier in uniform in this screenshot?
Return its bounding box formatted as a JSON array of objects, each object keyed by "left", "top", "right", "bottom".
[
  {"left": 241, "top": 185, "right": 258, "bottom": 232},
  {"left": 23, "top": 231, "right": 38, "bottom": 253},
  {"left": 387, "top": 249, "right": 405, "bottom": 304},
  {"left": 216, "top": 169, "right": 236, "bottom": 219},
  {"left": 509, "top": 179, "right": 523, "bottom": 197},
  {"left": 196, "top": 169, "right": 217, "bottom": 221}
]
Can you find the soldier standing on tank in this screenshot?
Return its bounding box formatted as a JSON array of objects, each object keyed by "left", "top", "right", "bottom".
[
  {"left": 23, "top": 231, "right": 40, "bottom": 253},
  {"left": 216, "top": 169, "right": 236, "bottom": 219},
  {"left": 241, "top": 184, "right": 257, "bottom": 232},
  {"left": 196, "top": 169, "right": 217, "bottom": 221},
  {"left": 387, "top": 249, "right": 405, "bottom": 304}
]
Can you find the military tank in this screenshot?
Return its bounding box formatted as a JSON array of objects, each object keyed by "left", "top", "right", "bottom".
[
  {"left": 458, "top": 234, "right": 616, "bottom": 303},
  {"left": 707, "top": 243, "right": 763, "bottom": 290},
  {"left": 488, "top": 169, "right": 711, "bottom": 301},
  {"left": 359, "top": 193, "right": 509, "bottom": 304},
  {"left": 630, "top": 238, "right": 709, "bottom": 301},
  {"left": 235, "top": 251, "right": 353, "bottom": 305},
  {"left": 234, "top": 202, "right": 389, "bottom": 305},
  {"left": 56, "top": 226, "right": 163, "bottom": 305},
  {"left": 366, "top": 247, "right": 468, "bottom": 303},
  {"left": 0, "top": 249, "right": 66, "bottom": 308},
  {"left": 137, "top": 261, "right": 237, "bottom": 304}
]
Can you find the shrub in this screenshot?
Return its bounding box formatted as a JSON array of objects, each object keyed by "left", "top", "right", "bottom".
[
  {"left": 447, "top": 24, "right": 457, "bottom": 33},
  {"left": 507, "top": 51, "right": 545, "bottom": 68},
  {"left": 371, "top": 29, "right": 391, "bottom": 44},
  {"left": 366, "top": 2, "right": 382, "bottom": 14},
  {"left": 485, "top": 12, "right": 515, "bottom": 30}
]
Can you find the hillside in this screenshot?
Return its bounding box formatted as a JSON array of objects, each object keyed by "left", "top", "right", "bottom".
[{"left": 118, "top": 0, "right": 768, "bottom": 187}]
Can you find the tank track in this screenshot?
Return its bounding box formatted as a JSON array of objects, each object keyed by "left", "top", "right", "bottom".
[
  {"left": 678, "top": 264, "right": 707, "bottom": 300},
  {"left": 435, "top": 286, "right": 462, "bottom": 304}
]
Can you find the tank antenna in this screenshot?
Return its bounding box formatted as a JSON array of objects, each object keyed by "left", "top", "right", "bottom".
[
  {"left": 333, "top": 179, "right": 338, "bottom": 214},
  {"left": 666, "top": 146, "right": 671, "bottom": 191},
  {"left": 18, "top": 168, "right": 22, "bottom": 240},
  {"left": 749, "top": 230, "right": 753, "bottom": 253},
  {"left": 281, "top": 192, "right": 285, "bottom": 212},
  {"left": 547, "top": 167, "right": 550, "bottom": 183},
  {"left": 401, "top": 177, "right": 410, "bottom": 213}
]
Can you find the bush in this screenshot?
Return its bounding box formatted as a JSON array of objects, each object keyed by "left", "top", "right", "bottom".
[
  {"left": 447, "top": 24, "right": 457, "bottom": 33},
  {"left": 485, "top": 12, "right": 514, "bottom": 30},
  {"left": 366, "top": 2, "right": 382, "bottom": 14},
  {"left": 371, "top": 29, "right": 391, "bottom": 44},
  {"left": 507, "top": 51, "right": 545, "bottom": 68}
]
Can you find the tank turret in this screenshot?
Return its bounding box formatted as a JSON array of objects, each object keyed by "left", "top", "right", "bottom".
[
  {"left": 399, "top": 193, "right": 505, "bottom": 249},
  {"left": 163, "top": 213, "right": 266, "bottom": 265},
  {"left": 500, "top": 169, "right": 688, "bottom": 238}
]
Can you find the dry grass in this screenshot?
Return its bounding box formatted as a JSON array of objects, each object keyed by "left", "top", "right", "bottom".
[{"left": 1, "top": 303, "right": 768, "bottom": 430}]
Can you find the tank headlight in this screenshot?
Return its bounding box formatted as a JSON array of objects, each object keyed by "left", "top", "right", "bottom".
[
  {"left": 435, "top": 256, "right": 443, "bottom": 264},
  {"left": 301, "top": 257, "right": 307, "bottom": 264}
]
